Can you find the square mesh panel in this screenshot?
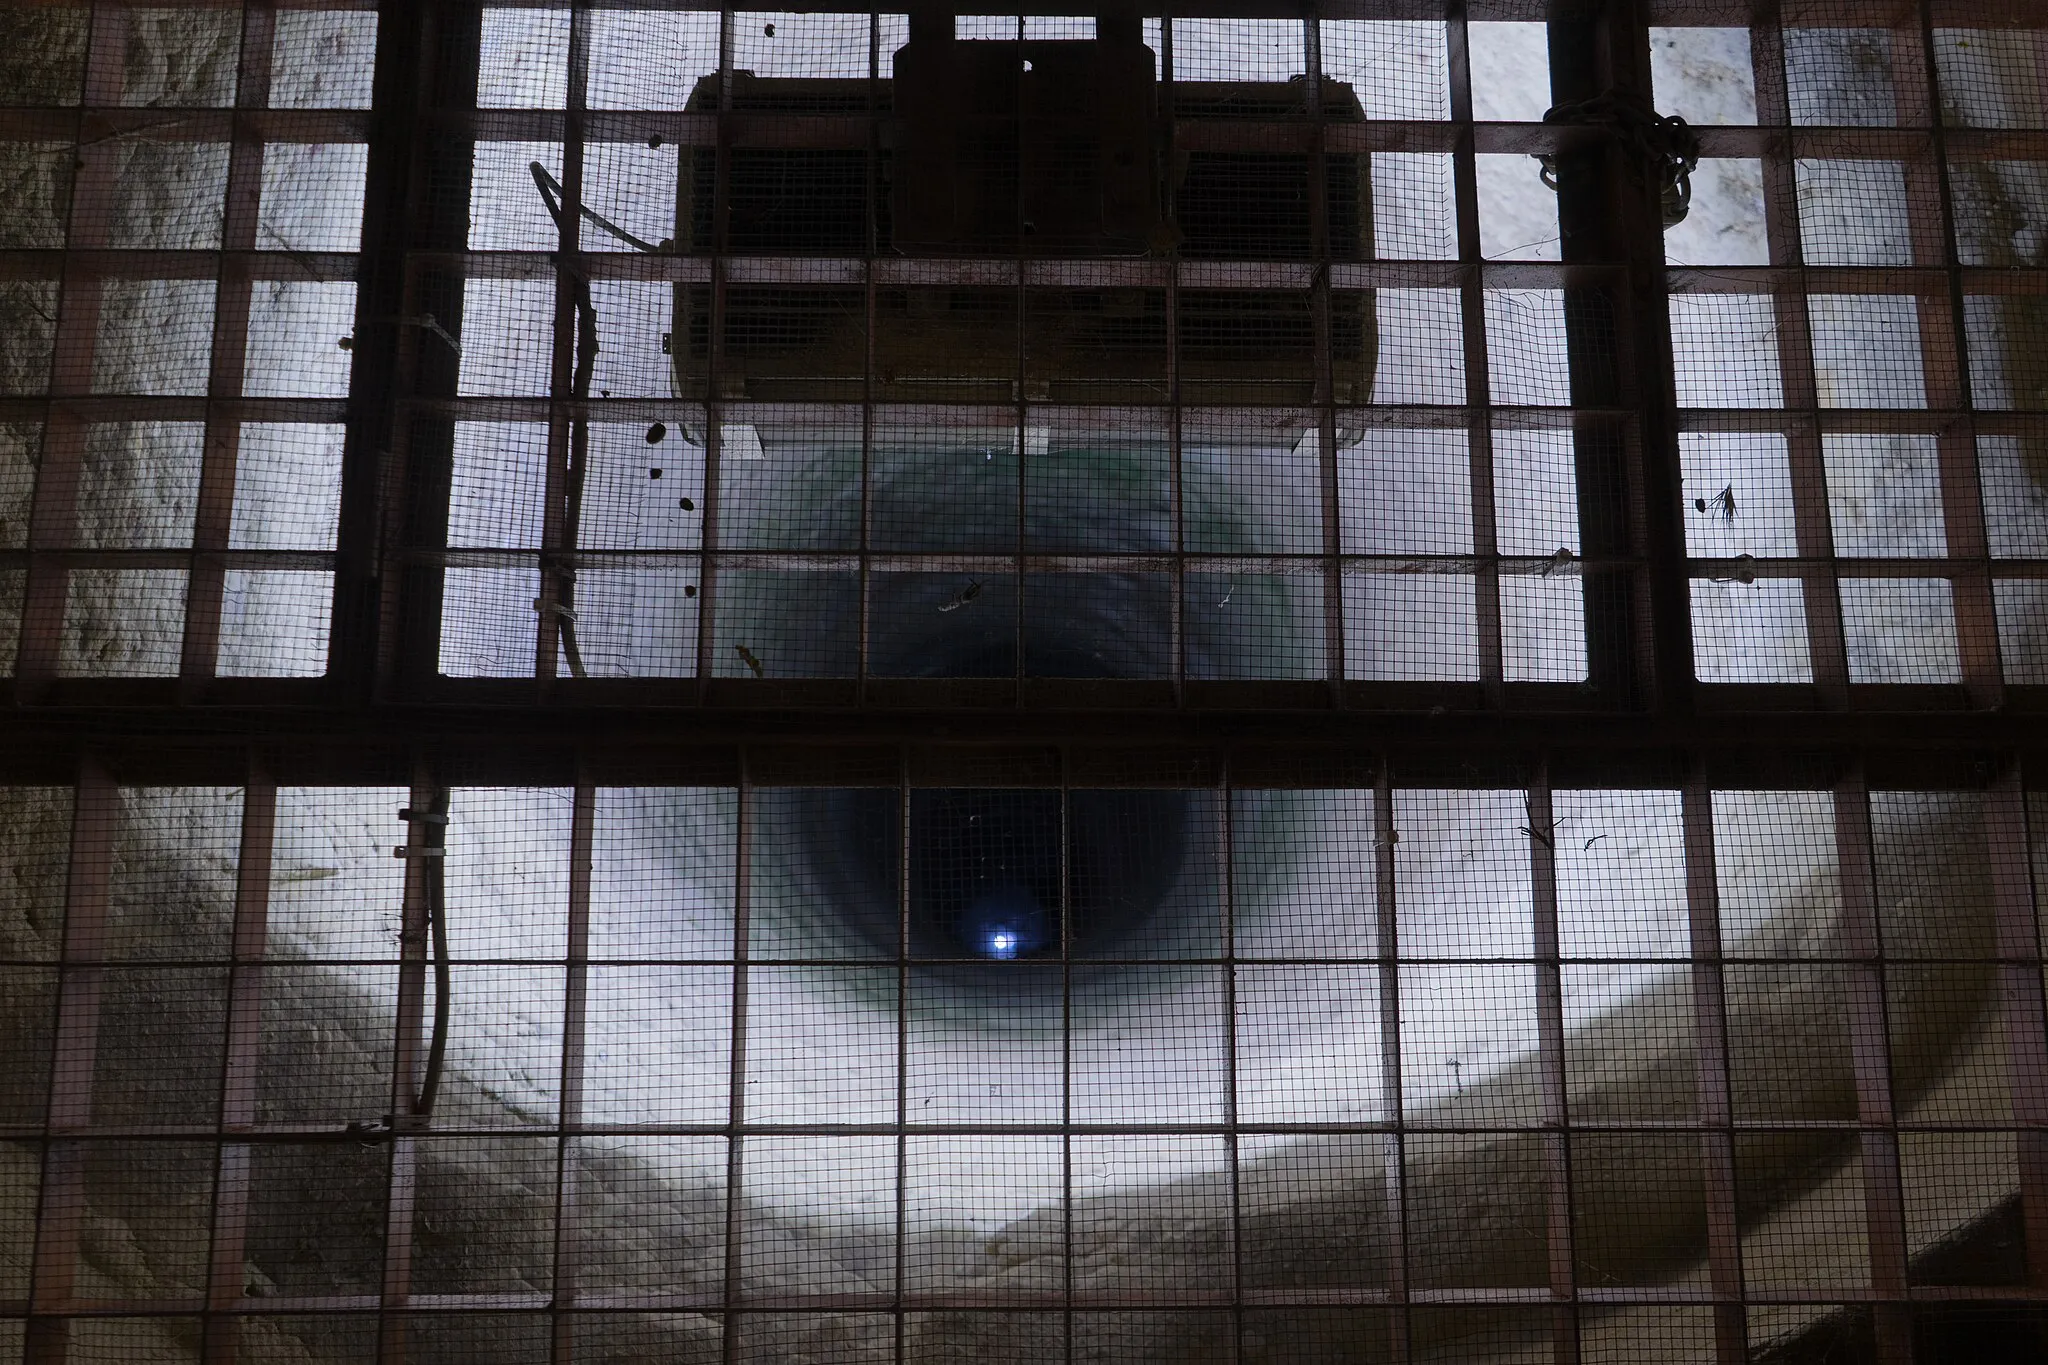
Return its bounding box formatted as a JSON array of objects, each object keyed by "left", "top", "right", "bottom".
[{"left": 7, "top": 2, "right": 2048, "bottom": 1363}]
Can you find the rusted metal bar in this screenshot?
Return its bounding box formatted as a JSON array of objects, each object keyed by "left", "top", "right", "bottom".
[
  {"left": 1683, "top": 771, "right": 1748, "bottom": 1363},
  {"left": 1215, "top": 754, "right": 1245, "bottom": 1362},
  {"left": 384, "top": 2, "right": 483, "bottom": 698},
  {"left": 0, "top": 248, "right": 365, "bottom": 288},
  {"left": 1306, "top": 16, "right": 1346, "bottom": 707},
  {"left": 16, "top": 7, "right": 134, "bottom": 701},
  {"left": 0, "top": 1115, "right": 2031, "bottom": 1142},
  {"left": 3, "top": 396, "right": 350, "bottom": 425},
  {"left": 202, "top": 763, "right": 273, "bottom": 1364},
  {"left": 1447, "top": 4, "right": 1506, "bottom": 704},
  {"left": 1165, "top": 17, "right": 1187, "bottom": 706},
  {"left": 344, "top": 392, "right": 1620, "bottom": 426},
  {"left": 1610, "top": 0, "right": 1694, "bottom": 713},
  {"left": 0, "top": 246, "right": 1646, "bottom": 292},
  {"left": 1013, "top": 11, "right": 1031, "bottom": 716},
  {"left": 1905, "top": 7, "right": 2004, "bottom": 707},
  {"left": 1749, "top": 4, "right": 1851, "bottom": 705},
  {"left": 721, "top": 741, "right": 751, "bottom": 1364},
  {"left": 13, "top": 707, "right": 2048, "bottom": 768},
  {"left": 856, "top": 15, "right": 880, "bottom": 711},
  {"left": 550, "top": 774, "right": 595, "bottom": 1363},
  {"left": 1375, "top": 765, "right": 1411, "bottom": 1364},
  {"left": 223, "top": 773, "right": 275, "bottom": 1122},
  {"left": 693, "top": 9, "right": 737, "bottom": 707},
  {"left": 0, "top": 106, "right": 368, "bottom": 146},
  {"left": 1548, "top": 4, "right": 1646, "bottom": 708},
  {"left": 25, "top": 757, "right": 117, "bottom": 1364},
  {"left": 181, "top": 4, "right": 278, "bottom": 696},
  {"left": 1524, "top": 769, "right": 1578, "bottom": 1363},
  {"left": 1059, "top": 738, "right": 1075, "bottom": 1361},
  {"left": 893, "top": 750, "right": 909, "bottom": 1359},
  {"left": 1834, "top": 766, "right": 1913, "bottom": 1365},
  {"left": 1986, "top": 761, "right": 2048, "bottom": 1293},
  {"left": 377, "top": 765, "right": 438, "bottom": 1363}
]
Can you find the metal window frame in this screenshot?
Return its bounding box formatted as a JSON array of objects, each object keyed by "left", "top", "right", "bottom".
[{"left": 8, "top": 2, "right": 2048, "bottom": 1363}]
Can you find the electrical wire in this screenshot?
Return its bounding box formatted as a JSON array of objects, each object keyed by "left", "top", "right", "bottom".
[
  {"left": 349, "top": 791, "right": 454, "bottom": 1141},
  {"left": 531, "top": 161, "right": 667, "bottom": 253}
]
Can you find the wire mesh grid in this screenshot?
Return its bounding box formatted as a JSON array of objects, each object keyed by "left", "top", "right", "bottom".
[
  {"left": 0, "top": 2, "right": 2041, "bottom": 703},
  {"left": 1657, "top": 0, "right": 2048, "bottom": 701},
  {"left": 0, "top": 5, "right": 372, "bottom": 694},
  {"left": 4, "top": 0, "right": 2048, "bottom": 1363},
  {"left": 390, "top": 1, "right": 1685, "bottom": 703},
  {"left": 1, "top": 754, "right": 2045, "bottom": 1363}
]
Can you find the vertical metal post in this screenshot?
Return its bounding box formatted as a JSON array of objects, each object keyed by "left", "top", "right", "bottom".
[
  {"left": 721, "top": 750, "right": 752, "bottom": 1364},
  {"left": 1220, "top": 761, "right": 1243, "bottom": 1364},
  {"left": 203, "top": 763, "right": 274, "bottom": 1364},
  {"left": 183, "top": 4, "right": 279, "bottom": 695},
  {"left": 25, "top": 758, "right": 116, "bottom": 1365},
  {"left": 1748, "top": 2, "right": 1849, "bottom": 702},
  {"left": 1682, "top": 771, "right": 1748, "bottom": 1364},
  {"left": 1445, "top": 5, "right": 1505, "bottom": 704},
  {"left": 1305, "top": 16, "right": 1346, "bottom": 705},
  {"left": 1546, "top": 5, "right": 1642, "bottom": 707},
  {"left": 385, "top": 1, "right": 483, "bottom": 696},
  {"left": 379, "top": 764, "right": 441, "bottom": 1363},
  {"left": 1905, "top": 7, "right": 2003, "bottom": 708},
  {"left": 1835, "top": 767, "right": 1913, "bottom": 1365},
  {"left": 1163, "top": 18, "right": 1186, "bottom": 705},
  {"left": 1059, "top": 744, "right": 1074, "bottom": 1363},
  {"left": 336, "top": 0, "right": 458, "bottom": 698},
  {"left": 1606, "top": 0, "right": 1692, "bottom": 709},
  {"left": 1373, "top": 765, "right": 1409, "bottom": 1365},
  {"left": 1014, "top": 11, "right": 1031, "bottom": 708},
  {"left": 858, "top": 14, "right": 881, "bottom": 708},
  {"left": 1525, "top": 767, "right": 1577, "bottom": 1364},
  {"left": 695, "top": 8, "right": 737, "bottom": 703},
  {"left": 894, "top": 756, "right": 911, "bottom": 1364},
  {"left": 550, "top": 773, "right": 595, "bottom": 1362},
  {"left": 16, "top": 7, "right": 133, "bottom": 699},
  {"left": 1987, "top": 762, "right": 2048, "bottom": 1297}
]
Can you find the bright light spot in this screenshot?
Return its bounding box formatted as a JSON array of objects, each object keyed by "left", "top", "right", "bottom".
[{"left": 985, "top": 929, "right": 1021, "bottom": 960}]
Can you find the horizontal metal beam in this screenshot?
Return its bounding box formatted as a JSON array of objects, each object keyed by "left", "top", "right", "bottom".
[{"left": 0, "top": 709, "right": 2033, "bottom": 786}]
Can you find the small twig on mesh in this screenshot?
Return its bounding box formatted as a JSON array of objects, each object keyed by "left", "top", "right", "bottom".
[
  {"left": 7, "top": 287, "right": 56, "bottom": 326},
  {"left": 1520, "top": 794, "right": 1562, "bottom": 850},
  {"left": 256, "top": 219, "right": 328, "bottom": 282},
  {"left": 74, "top": 115, "right": 203, "bottom": 150},
  {"left": 398, "top": 311, "right": 462, "bottom": 357}
]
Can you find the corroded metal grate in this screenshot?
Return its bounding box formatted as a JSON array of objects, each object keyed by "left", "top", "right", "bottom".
[{"left": 2, "top": 2, "right": 2048, "bottom": 1363}]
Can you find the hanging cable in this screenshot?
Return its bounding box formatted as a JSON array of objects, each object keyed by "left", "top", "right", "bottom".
[
  {"left": 529, "top": 161, "right": 664, "bottom": 679},
  {"left": 531, "top": 161, "right": 667, "bottom": 253},
  {"left": 350, "top": 792, "right": 453, "bottom": 1141},
  {"left": 411, "top": 789, "right": 453, "bottom": 1123}
]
